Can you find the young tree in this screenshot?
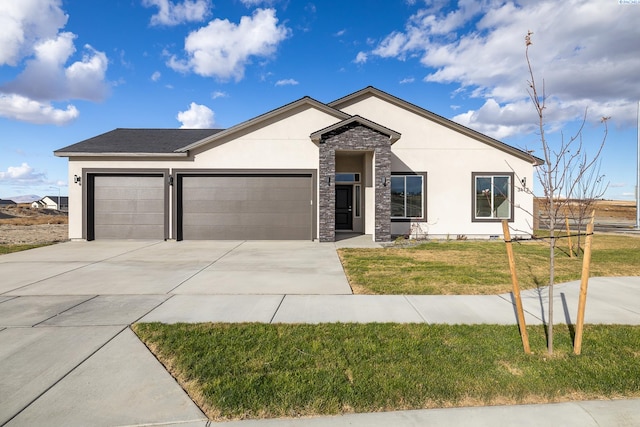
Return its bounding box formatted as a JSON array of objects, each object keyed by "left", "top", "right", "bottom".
[
  {"left": 524, "top": 31, "right": 609, "bottom": 354},
  {"left": 565, "top": 157, "right": 609, "bottom": 254}
]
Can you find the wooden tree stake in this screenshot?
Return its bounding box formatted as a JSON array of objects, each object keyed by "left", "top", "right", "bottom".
[
  {"left": 574, "top": 210, "right": 596, "bottom": 355},
  {"left": 502, "top": 220, "right": 531, "bottom": 354},
  {"left": 565, "top": 216, "right": 575, "bottom": 258}
]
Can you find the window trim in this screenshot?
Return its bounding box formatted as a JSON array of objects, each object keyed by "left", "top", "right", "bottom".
[
  {"left": 471, "top": 172, "right": 514, "bottom": 222},
  {"left": 390, "top": 172, "right": 427, "bottom": 222},
  {"left": 354, "top": 184, "right": 361, "bottom": 218}
]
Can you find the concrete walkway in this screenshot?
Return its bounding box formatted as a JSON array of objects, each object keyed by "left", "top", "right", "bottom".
[{"left": 1, "top": 239, "right": 640, "bottom": 426}]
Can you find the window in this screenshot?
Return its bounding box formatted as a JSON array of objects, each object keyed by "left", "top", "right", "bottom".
[
  {"left": 354, "top": 184, "right": 361, "bottom": 217},
  {"left": 472, "top": 173, "right": 513, "bottom": 221},
  {"left": 335, "top": 173, "right": 360, "bottom": 182},
  {"left": 391, "top": 173, "right": 425, "bottom": 220}
]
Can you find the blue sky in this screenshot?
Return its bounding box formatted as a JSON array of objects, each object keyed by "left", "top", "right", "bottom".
[{"left": 1, "top": 0, "right": 639, "bottom": 201}]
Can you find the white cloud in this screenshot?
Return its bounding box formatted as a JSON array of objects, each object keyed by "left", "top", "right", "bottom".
[
  {"left": 167, "top": 8, "right": 290, "bottom": 81},
  {"left": 0, "top": 163, "right": 48, "bottom": 184},
  {"left": 65, "top": 45, "right": 109, "bottom": 101},
  {"left": 177, "top": 102, "right": 215, "bottom": 128},
  {"left": 0, "top": 0, "right": 68, "bottom": 66},
  {"left": 362, "top": 0, "right": 640, "bottom": 135},
  {"left": 452, "top": 99, "right": 538, "bottom": 139},
  {"left": 151, "top": 71, "right": 162, "bottom": 82},
  {"left": 354, "top": 51, "right": 368, "bottom": 64},
  {"left": 399, "top": 77, "right": 415, "bottom": 84},
  {"left": 211, "top": 90, "right": 228, "bottom": 99},
  {"left": 142, "top": 0, "right": 210, "bottom": 26},
  {"left": 3, "top": 35, "right": 109, "bottom": 102},
  {"left": 0, "top": 93, "right": 79, "bottom": 125},
  {"left": 240, "top": 0, "right": 276, "bottom": 6},
  {"left": 372, "top": 32, "right": 408, "bottom": 59},
  {"left": 0, "top": 0, "right": 108, "bottom": 125},
  {"left": 275, "top": 79, "right": 298, "bottom": 86}
]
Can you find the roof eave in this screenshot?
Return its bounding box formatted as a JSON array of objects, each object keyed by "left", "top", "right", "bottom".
[
  {"left": 310, "top": 115, "right": 401, "bottom": 143},
  {"left": 54, "top": 151, "right": 189, "bottom": 158}
]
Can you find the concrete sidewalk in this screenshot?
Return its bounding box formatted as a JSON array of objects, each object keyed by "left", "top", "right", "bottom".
[
  {"left": 2, "top": 239, "right": 640, "bottom": 426},
  {"left": 138, "top": 277, "right": 640, "bottom": 325}
]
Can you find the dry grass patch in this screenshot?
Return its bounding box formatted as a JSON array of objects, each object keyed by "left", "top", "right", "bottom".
[{"left": 0, "top": 216, "right": 68, "bottom": 225}]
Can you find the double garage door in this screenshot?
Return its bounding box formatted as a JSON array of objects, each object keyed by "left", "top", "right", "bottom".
[{"left": 88, "top": 172, "right": 314, "bottom": 240}]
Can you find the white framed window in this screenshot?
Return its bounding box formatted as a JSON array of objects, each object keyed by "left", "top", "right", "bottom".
[
  {"left": 472, "top": 172, "right": 513, "bottom": 221},
  {"left": 391, "top": 173, "right": 426, "bottom": 220}
]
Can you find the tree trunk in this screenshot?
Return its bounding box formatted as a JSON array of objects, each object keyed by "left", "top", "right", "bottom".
[{"left": 548, "top": 197, "right": 555, "bottom": 354}]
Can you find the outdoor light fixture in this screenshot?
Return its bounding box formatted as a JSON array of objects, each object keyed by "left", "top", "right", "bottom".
[
  {"left": 521, "top": 177, "right": 527, "bottom": 188},
  {"left": 327, "top": 176, "right": 331, "bottom": 185},
  {"left": 74, "top": 175, "right": 81, "bottom": 185},
  {"left": 382, "top": 176, "right": 388, "bottom": 187}
]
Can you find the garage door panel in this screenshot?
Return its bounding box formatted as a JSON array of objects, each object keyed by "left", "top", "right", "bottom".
[
  {"left": 182, "top": 225, "right": 309, "bottom": 240},
  {"left": 94, "top": 225, "right": 165, "bottom": 240},
  {"left": 94, "top": 199, "right": 165, "bottom": 213},
  {"left": 183, "top": 212, "right": 309, "bottom": 227},
  {"left": 95, "top": 188, "right": 164, "bottom": 201},
  {"left": 95, "top": 213, "right": 165, "bottom": 225},
  {"left": 92, "top": 175, "right": 165, "bottom": 240},
  {"left": 183, "top": 199, "right": 310, "bottom": 214},
  {"left": 180, "top": 174, "right": 312, "bottom": 240}
]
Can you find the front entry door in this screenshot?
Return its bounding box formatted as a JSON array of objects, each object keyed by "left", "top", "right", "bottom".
[{"left": 335, "top": 185, "right": 353, "bottom": 230}]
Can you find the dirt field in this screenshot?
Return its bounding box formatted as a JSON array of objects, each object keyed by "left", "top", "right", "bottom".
[
  {"left": 0, "top": 204, "right": 68, "bottom": 245},
  {"left": 534, "top": 198, "right": 638, "bottom": 230},
  {"left": 0, "top": 200, "right": 637, "bottom": 245}
]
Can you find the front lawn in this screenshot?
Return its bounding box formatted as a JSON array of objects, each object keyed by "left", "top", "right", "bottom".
[
  {"left": 134, "top": 322, "right": 640, "bottom": 421},
  {"left": 339, "top": 234, "right": 640, "bottom": 295}
]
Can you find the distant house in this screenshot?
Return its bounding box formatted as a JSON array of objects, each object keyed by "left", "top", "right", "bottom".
[
  {"left": 32, "top": 196, "right": 69, "bottom": 211},
  {"left": 0, "top": 199, "right": 17, "bottom": 207}
]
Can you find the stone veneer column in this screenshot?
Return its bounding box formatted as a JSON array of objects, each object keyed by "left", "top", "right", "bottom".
[
  {"left": 318, "top": 123, "right": 391, "bottom": 242},
  {"left": 373, "top": 146, "right": 391, "bottom": 242},
  {"left": 318, "top": 146, "right": 336, "bottom": 242}
]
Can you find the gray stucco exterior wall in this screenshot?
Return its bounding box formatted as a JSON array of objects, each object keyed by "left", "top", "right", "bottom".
[{"left": 318, "top": 123, "right": 392, "bottom": 242}]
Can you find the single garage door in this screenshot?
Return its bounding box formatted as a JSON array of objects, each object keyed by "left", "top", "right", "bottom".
[
  {"left": 90, "top": 174, "right": 166, "bottom": 239},
  {"left": 179, "top": 174, "right": 313, "bottom": 240}
]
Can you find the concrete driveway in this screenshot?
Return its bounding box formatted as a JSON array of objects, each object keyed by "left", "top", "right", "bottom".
[
  {"left": 0, "top": 239, "right": 352, "bottom": 426},
  {"left": 0, "top": 240, "right": 352, "bottom": 296}
]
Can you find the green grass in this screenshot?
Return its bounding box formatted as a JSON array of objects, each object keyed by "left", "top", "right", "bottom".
[
  {"left": 339, "top": 234, "right": 640, "bottom": 295},
  {"left": 0, "top": 243, "right": 52, "bottom": 255},
  {"left": 134, "top": 322, "right": 640, "bottom": 421}
]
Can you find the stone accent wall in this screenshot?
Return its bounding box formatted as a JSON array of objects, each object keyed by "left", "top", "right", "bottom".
[{"left": 318, "top": 123, "right": 391, "bottom": 242}]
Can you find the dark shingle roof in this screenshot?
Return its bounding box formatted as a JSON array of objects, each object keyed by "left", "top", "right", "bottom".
[{"left": 54, "top": 128, "right": 224, "bottom": 155}]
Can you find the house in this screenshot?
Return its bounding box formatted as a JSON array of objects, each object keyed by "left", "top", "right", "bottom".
[
  {"left": 0, "top": 199, "right": 17, "bottom": 207},
  {"left": 54, "top": 86, "right": 542, "bottom": 242},
  {"left": 32, "top": 196, "right": 69, "bottom": 211}
]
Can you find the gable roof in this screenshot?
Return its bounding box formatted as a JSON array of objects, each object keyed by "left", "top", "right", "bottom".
[
  {"left": 330, "top": 86, "right": 544, "bottom": 166},
  {"left": 54, "top": 128, "right": 224, "bottom": 157},
  {"left": 176, "top": 96, "right": 350, "bottom": 153},
  {"left": 0, "top": 199, "right": 16, "bottom": 206},
  {"left": 310, "top": 115, "right": 401, "bottom": 143},
  {"left": 53, "top": 87, "right": 543, "bottom": 166}
]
